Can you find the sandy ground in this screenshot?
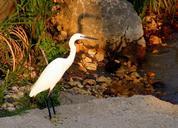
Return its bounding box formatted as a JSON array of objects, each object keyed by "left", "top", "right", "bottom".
[{"left": 0, "top": 95, "right": 178, "bottom": 128}]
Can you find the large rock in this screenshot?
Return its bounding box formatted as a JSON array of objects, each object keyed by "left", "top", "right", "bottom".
[
  {"left": 99, "top": 0, "right": 146, "bottom": 51},
  {"left": 57, "top": 0, "right": 145, "bottom": 51}
]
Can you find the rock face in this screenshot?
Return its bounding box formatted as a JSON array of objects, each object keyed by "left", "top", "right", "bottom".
[
  {"left": 59, "top": 0, "right": 145, "bottom": 48},
  {"left": 56, "top": 0, "right": 146, "bottom": 71},
  {"left": 99, "top": 0, "right": 146, "bottom": 50}
]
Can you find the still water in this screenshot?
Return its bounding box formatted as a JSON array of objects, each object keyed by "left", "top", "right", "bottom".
[{"left": 143, "top": 34, "right": 178, "bottom": 104}]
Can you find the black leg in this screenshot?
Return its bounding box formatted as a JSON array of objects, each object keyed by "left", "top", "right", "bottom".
[
  {"left": 45, "top": 98, "right": 52, "bottom": 119},
  {"left": 49, "top": 95, "right": 56, "bottom": 115}
]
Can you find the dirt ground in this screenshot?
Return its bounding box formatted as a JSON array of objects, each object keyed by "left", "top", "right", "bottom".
[{"left": 0, "top": 94, "right": 178, "bottom": 128}]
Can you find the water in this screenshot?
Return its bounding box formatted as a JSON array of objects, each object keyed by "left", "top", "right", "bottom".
[{"left": 143, "top": 34, "right": 178, "bottom": 104}]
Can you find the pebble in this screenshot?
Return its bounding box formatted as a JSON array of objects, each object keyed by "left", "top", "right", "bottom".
[
  {"left": 88, "top": 49, "right": 96, "bottom": 57},
  {"left": 83, "top": 79, "right": 96, "bottom": 86},
  {"left": 7, "top": 106, "right": 16, "bottom": 111},
  {"left": 68, "top": 81, "right": 83, "bottom": 88},
  {"left": 5, "top": 97, "right": 15, "bottom": 103},
  {"left": 85, "top": 62, "right": 98, "bottom": 71},
  {"left": 96, "top": 76, "right": 112, "bottom": 84},
  {"left": 11, "top": 86, "right": 18, "bottom": 92},
  {"left": 95, "top": 50, "right": 104, "bottom": 62}
]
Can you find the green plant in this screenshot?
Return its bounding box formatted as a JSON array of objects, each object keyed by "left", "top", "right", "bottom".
[
  {"left": 39, "top": 37, "right": 67, "bottom": 62},
  {"left": 35, "top": 84, "right": 61, "bottom": 109},
  {"left": 0, "top": 108, "right": 28, "bottom": 118},
  {"left": 128, "top": 0, "right": 176, "bottom": 17},
  {"left": 0, "top": 0, "right": 65, "bottom": 112}
]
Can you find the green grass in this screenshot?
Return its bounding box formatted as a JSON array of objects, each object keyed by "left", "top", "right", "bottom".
[
  {"left": 0, "top": 108, "right": 28, "bottom": 118},
  {"left": 128, "top": 0, "right": 176, "bottom": 18},
  {"left": 0, "top": 0, "right": 64, "bottom": 113}
]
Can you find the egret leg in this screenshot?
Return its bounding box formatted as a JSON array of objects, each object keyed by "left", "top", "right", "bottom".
[
  {"left": 45, "top": 98, "right": 52, "bottom": 119},
  {"left": 49, "top": 95, "right": 56, "bottom": 115}
]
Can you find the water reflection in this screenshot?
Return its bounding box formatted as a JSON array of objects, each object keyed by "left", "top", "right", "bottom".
[{"left": 143, "top": 35, "right": 178, "bottom": 104}]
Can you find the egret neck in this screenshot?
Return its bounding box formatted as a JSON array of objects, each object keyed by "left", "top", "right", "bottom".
[{"left": 67, "top": 36, "right": 77, "bottom": 64}]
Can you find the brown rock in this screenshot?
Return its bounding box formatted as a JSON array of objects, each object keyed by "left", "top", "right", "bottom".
[
  {"left": 96, "top": 76, "right": 112, "bottom": 85},
  {"left": 83, "top": 56, "right": 92, "bottom": 63},
  {"left": 76, "top": 43, "right": 88, "bottom": 52},
  {"left": 68, "top": 81, "right": 83, "bottom": 88},
  {"left": 88, "top": 49, "right": 96, "bottom": 57},
  {"left": 85, "top": 62, "right": 98, "bottom": 71},
  {"left": 95, "top": 50, "right": 104, "bottom": 62},
  {"left": 78, "top": 62, "right": 88, "bottom": 72},
  {"left": 11, "top": 86, "right": 18, "bottom": 92},
  {"left": 149, "top": 35, "right": 162, "bottom": 45},
  {"left": 83, "top": 79, "right": 96, "bottom": 86}
]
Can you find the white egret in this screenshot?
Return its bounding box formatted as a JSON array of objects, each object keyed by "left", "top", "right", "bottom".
[{"left": 29, "top": 33, "right": 97, "bottom": 119}]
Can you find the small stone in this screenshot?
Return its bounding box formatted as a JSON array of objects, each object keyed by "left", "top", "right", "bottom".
[
  {"left": 152, "top": 49, "right": 159, "bottom": 54},
  {"left": 11, "top": 86, "right": 18, "bottom": 92},
  {"left": 1, "top": 103, "right": 15, "bottom": 111},
  {"left": 85, "top": 62, "right": 98, "bottom": 71},
  {"left": 61, "top": 31, "right": 67, "bottom": 39},
  {"left": 1, "top": 103, "right": 8, "bottom": 109},
  {"left": 7, "top": 106, "right": 16, "bottom": 111},
  {"left": 19, "top": 86, "right": 26, "bottom": 91},
  {"left": 71, "top": 87, "right": 91, "bottom": 95},
  {"left": 137, "top": 37, "right": 146, "bottom": 47},
  {"left": 149, "top": 35, "right": 162, "bottom": 45},
  {"left": 78, "top": 62, "right": 88, "bottom": 72},
  {"left": 76, "top": 44, "right": 87, "bottom": 52},
  {"left": 83, "top": 79, "right": 96, "bottom": 86},
  {"left": 147, "top": 71, "right": 156, "bottom": 78},
  {"left": 11, "top": 94, "right": 19, "bottom": 99},
  {"left": 96, "top": 76, "right": 112, "bottom": 85},
  {"left": 130, "top": 72, "right": 140, "bottom": 78},
  {"left": 116, "top": 67, "right": 126, "bottom": 77},
  {"left": 81, "top": 54, "right": 86, "bottom": 58},
  {"left": 30, "top": 71, "right": 37, "bottom": 79},
  {"left": 83, "top": 56, "right": 92, "bottom": 63},
  {"left": 95, "top": 50, "right": 104, "bottom": 62},
  {"left": 5, "top": 97, "right": 15, "bottom": 103},
  {"left": 68, "top": 81, "right": 83, "bottom": 88},
  {"left": 88, "top": 49, "right": 96, "bottom": 57},
  {"left": 17, "top": 91, "right": 24, "bottom": 98}
]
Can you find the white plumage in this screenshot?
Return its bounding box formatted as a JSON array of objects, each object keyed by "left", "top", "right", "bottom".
[
  {"left": 29, "top": 58, "right": 70, "bottom": 97},
  {"left": 29, "top": 33, "right": 96, "bottom": 97}
]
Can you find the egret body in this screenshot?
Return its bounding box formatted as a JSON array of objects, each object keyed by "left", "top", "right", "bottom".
[{"left": 29, "top": 33, "right": 97, "bottom": 119}]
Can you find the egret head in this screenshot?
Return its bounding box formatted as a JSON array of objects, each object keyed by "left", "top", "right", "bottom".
[{"left": 72, "top": 33, "right": 97, "bottom": 41}]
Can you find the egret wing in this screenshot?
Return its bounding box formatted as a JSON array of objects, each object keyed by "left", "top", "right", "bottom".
[{"left": 29, "top": 58, "right": 68, "bottom": 97}]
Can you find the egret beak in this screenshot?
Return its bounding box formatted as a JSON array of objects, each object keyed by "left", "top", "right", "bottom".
[{"left": 83, "top": 36, "right": 98, "bottom": 40}]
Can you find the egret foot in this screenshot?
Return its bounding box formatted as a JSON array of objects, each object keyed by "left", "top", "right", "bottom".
[
  {"left": 49, "top": 96, "right": 56, "bottom": 115},
  {"left": 45, "top": 95, "right": 56, "bottom": 119}
]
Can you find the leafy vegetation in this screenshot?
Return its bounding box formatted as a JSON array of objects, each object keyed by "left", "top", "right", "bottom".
[
  {"left": 0, "top": 0, "right": 66, "bottom": 112},
  {"left": 128, "top": 0, "right": 176, "bottom": 17}
]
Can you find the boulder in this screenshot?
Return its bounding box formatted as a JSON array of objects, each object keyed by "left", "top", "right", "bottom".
[{"left": 57, "top": 0, "right": 145, "bottom": 52}]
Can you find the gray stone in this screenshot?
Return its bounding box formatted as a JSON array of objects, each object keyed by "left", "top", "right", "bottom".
[
  {"left": 99, "top": 0, "right": 146, "bottom": 51},
  {"left": 5, "top": 97, "right": 15, "bottom": 103},
  {"left": 59, "top": 0, "right": 145, "bottom": 51},
  {"left": 7, "top": 106, "right": 16, "bottom": 111}
]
